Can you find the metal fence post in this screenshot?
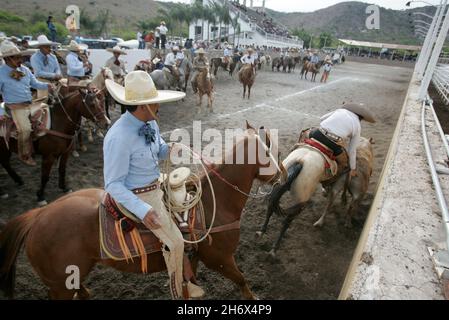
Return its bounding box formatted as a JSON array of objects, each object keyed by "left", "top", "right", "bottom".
[
  {"left": 419, "top": 3, "right": 449, "bottom": 100},
  {"left": 416, "top": 1, "right": 444, "bottom": 78}
]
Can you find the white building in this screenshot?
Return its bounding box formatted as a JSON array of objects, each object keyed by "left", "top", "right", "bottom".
[{"left": 189, "top": 0, "right": 303, "bottom": 49}]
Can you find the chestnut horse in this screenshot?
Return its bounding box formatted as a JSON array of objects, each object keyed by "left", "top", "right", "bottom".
[
  {"left": 239, "top": 64, "right": 255, "bottom": 100},
  {"left": 0, "top": 123, "right": 286, "bottom": 300},
  {"left": 0, "top": 87, "right": 110, "bottom": 206},
  {"left": 195, "top": 67, "right": 214, "bottom": 113}
]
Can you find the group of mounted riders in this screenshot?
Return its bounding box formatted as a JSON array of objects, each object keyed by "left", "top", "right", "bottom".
[{"left": 0, "top": 34, "right": 375, "bottom": 301}]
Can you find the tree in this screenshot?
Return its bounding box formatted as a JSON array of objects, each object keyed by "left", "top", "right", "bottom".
[
  {"left": 319, "top": 32, "right": 333, "bottom": 48},
  {"left": 231, "top": 13, "right": 241, "bottom": 45}
]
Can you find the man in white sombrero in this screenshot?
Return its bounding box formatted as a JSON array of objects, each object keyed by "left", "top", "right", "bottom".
[
  {"left": 105, "top": 45, "right": 128, "bottom": 85},
  {"left": 0, "top": 41, "right": 53, "bottom": 166},
  {"left": 30, "top": 35, "right": 62, "bottom": 99},
  {"left": 103, "top": 71, "right": 205, "bottom": 300},
  {"left": 65, "top": 40, "right": 91, "bottom": 86},
  {"left": 191, "top": 48, "right": 209, "bottom": 94},
  {"left": 311, "top": 103, "right": 376, "bottom": 179}
]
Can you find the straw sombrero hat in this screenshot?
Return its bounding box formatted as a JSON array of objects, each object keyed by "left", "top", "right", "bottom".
[
  {"left": 67, "top": 40, "right": 85, "bottom": 52},
  {"left": 106, "top": 45, "right": 127, "bottom": 55},
  {"left": 196, "top": 48, "right": 206, "bottom": 54},
  {"left": 0, "top": 40, "right": 33, "bottom": 58},
  {"left": 31, "top": 34, "right": 59, "bottom": 47},
  {"left": 342, "top": 103, "right": 376, "bottom": 123},
  {"left": 105, "top": 70, "right": 185, "bottom": 106},
  {"left": 152, "top": 57, "right": 161, "bottom": 64}
]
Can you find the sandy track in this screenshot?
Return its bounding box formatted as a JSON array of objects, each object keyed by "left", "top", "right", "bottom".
[{"left": 0, "top": 61, "right": 413, "bottom": 300}]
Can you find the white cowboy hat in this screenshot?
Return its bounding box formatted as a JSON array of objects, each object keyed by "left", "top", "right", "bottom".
[
  {"left": 342, "top": 103, "right": 376, "bottom": 123},
  {"left": 227, "top": 45, "right": 233, "bottom": 49},
  {"left": 0, "top": 40, "right": 33, "bottom": 58},
  {"left": 106, "top": 45, "right": 127, "bottom": 55},
  {"left": 152, "top": 57, "right": 161, "bottom": 64},
  {"left": 247, "top": 47, "right": 254, "bottom": 52},
  {"left": 196, "top": 48, "right": 206, "bottom": 54},
  {"left": 172, "top": 46, "right": 180, "bottom": 51},
  {"left": 160, "top": 21, "right": 166, "bottom": 25},
  {"left": 105, "top": 70, "right": 185, "bottom": 106},
  {"left": 31, "top": 34, "right": 60, "bottom": 47}
]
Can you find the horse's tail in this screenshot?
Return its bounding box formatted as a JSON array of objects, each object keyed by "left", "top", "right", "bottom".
[
  {"left": 268, "top": 162, "right": 303, "bottom": 217},
  {"left": 0, "top": 209, "right": 39, "bottom": 298}
]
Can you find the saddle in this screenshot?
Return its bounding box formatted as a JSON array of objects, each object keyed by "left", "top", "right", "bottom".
[
  {"left": 98, "top": 188, "right": 206, "bottom": 271},
  {"left": 291, "top": 128, "right": 346, "bottom": 182},
  {"left": 0, "top": 101, "right": 51, "bottom": 146}
]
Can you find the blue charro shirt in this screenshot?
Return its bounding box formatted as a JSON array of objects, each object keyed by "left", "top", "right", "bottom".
[
  {"left": 30, "top": 51, "right": 62, "bottom": 80},
  {"left": 311, "top": 55, "right": 320, "bottom": 64},
  {"left": 103, "top": 111, "right": 170, "bottom": 220},
  {"left": 0, "top": 64, "right": 49, "bottom": 104},
  {"left": 66, "top": 51, "right": 86, "bottom": 77}
]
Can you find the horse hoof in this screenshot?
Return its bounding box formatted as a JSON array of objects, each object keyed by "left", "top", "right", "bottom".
[
  {"left": 255, "top": 231, "right": 264, "bottom": 238},
  {"left": 0, "top": 193, "right": 9, "bottom": 199},
  {"left": 72, "top": 150, "right": 80, "bottom": 158},
  {"left": 80, "top": 145, "right": 88, "bottom": 153},
  {"left": 37, "top": 200, "right": 48, "bottom": 207}
]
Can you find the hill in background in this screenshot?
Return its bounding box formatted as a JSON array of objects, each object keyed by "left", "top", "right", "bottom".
[{"left": 0, "top": 0, "right": 435, "bottom": 44}]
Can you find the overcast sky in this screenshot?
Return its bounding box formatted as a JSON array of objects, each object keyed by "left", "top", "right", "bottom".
[{"left": 158, "top": 0, "right": 434, "bottom": 12}]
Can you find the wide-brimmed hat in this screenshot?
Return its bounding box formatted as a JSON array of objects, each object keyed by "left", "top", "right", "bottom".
[
  {"left": 172, "top": 46, "right": 180, "bottom": 51},
  {"left": 196, "top": 48, "right": 206, "bottom": 54},
  {"left": 31, "top": 34, "right": 59, "bottom": 47},
  {"left": 342, "top": 103, "right": 376, "bottom": 123},
  {"left": 106, "top": 45, "right": 127, "bottom": 55},
  {"left": 152, "top": 57, "right": 161, "bottom": 64},
  {"left": 247, "top": 47, "right": 254, "bottom": 52},
  {"left": 0, "top": 40, "right": 33, "bottom": 58},
  {"left": 105, "top": 70, "right": 185, "bottom": 106},
  {"left": 160, "top": 21, "right": 166, "bottom": 25},
  {"left": 67, "top": 40, "right": 84, "bottom": 52}
]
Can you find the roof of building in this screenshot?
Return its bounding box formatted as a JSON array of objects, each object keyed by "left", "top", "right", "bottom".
[{"left": 338, "top": 39, "right": 422, "bottom": 51}]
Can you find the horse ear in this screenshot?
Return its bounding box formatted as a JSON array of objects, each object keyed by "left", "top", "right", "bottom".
[{"left": 246, "top": 120, "right": 255, "bottom": 130}]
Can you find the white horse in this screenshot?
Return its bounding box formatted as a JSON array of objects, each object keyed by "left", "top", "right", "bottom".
[{"left": 257, "top": 136, "right": 373, "bottom": 257}]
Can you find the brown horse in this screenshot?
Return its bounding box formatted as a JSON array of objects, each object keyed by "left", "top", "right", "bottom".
[
  {"left": 0, "top": 123, "right": 286, "bottom": 300},
  {"left": 195, "top": 67, "right": 214, "bottom": 113},
  {"left": 300, "top": 61, "right": 324, "bottom": 82},
  {"left": 239, "top": 64, "right": 256, "bottom": 100},
  {"left": 210, "top": 58, "right": 237, "bottom": 77},
  {"left": 0, "top": 87, "right": 110, "bottom": 206}
]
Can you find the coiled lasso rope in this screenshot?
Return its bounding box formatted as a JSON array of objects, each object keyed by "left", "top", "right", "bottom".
[{"left": 162, "top": 142, "right": 216, "bottom": 245}]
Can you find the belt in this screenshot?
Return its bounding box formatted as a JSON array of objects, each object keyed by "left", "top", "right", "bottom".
[
  {"left": 132, "top": 181, "right": 160, "bottom": 195},
  {"left": 5, "top": 102, "right": 32, "bottom": 110},
  {"left": 319, "top": 127, "right": 342, "bottom": 143}
]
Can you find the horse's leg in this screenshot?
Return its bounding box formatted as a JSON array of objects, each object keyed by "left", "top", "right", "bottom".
[
  {"left": 243, "top": 85, "right": 246, "bottom": 99},
  {"left": 314, "top": 187, "right": 338, "bottom": 227},
  {"left": 248, "top": 85, "right": 251, "bottom": 100},
  {"left": 78, "top": 131, "right": 87, "bottom": 153},
  {"left": 74, "top": 284, "right": 92, "bottom": 300},
  {"left": 203, "top": 253, "right": 256, "bottom": 300},
  {"left": 36, "top": 154, "right": 57, "bottom": 205},
  {"left": 270, "top": 203, "right": 305, "bottom": 257},
  {"left": 0, "top": 152, "right": 24, "bottom": 186},
  {"left": 58, "top": 151, "right": 72, "bottom": 193},
  {"left": 256, "top": 194, "right": 277, "bottom": 237}
]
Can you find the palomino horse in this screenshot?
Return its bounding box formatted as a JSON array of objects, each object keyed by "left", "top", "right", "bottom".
[
  {"left": 239, "top": 64, "right": 256, "bottom": 100},
  {"left": 0, "top": 123, "right": 286, "bottom": 300},
  {"left": 0, "top": 87, "right": 110, "bottom": 206},
  {"left": 257, "top": 136, "right": 374, "bottom": 256},
  {"left": 195, "top": 67, "right": 214, "bottom": 113},
  {"left": 300, "top": 61, "right": 324, "bottom": 82},
  {"left": 210, "top": 58, "right": 237, "bottom": 77}
]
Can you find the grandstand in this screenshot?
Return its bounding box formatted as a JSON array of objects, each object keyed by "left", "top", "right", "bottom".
[{"left": 188, "top": 0, "right": 303, "bottom": 49}]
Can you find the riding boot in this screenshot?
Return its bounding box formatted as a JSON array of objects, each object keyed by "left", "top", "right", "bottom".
[{"left": 183, "top": 255, "right": 205, "bottom": 299}]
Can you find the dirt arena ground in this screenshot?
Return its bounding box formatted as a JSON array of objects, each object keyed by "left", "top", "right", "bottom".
[{"left": 0, "top": 61, "right": 413, "bottom": 300}]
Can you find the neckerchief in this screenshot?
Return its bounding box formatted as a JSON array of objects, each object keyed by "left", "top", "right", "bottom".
[{"left": 138, "top": 123, "right": 156, "bottom": 145}]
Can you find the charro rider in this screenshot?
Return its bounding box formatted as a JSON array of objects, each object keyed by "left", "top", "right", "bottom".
[
  {"left": 103, "top": 70, "right": 205, "bottom": 299},
  {"left": 223, "top": 44, "right": 232, "bottom": 72},
  {"left": 308, "top": 103, "right": 375, "bottom": 179},
  {"left": 105, "top": 45, "right": 128, "bottom": 85},
  {"left": 164, "top": 45, "right": 180, "bottom": 74},
  {"left": 0, "top": 41, "right": 54, "bottom": 166},
  {"left": 30, "top": 35, "right": 62, "bottom": 99},
  {"left": 191, "top": 47, "right": 209, "bottom": 94},
  {"left": 239, "top": 47, "right": 256, "bottom": 74},
  {"left": 65, "top": 40, "right": 91, "bottom": 85}
]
